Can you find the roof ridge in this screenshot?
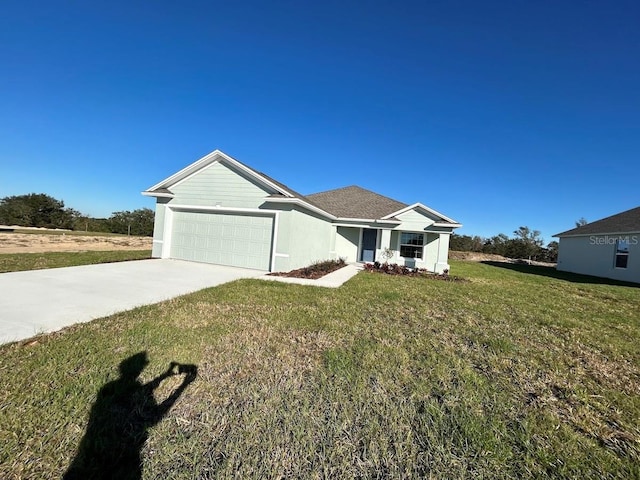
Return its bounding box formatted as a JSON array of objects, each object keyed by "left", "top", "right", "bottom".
[
  {"left": 306, "top": 185, "right": 358, "bottom": 196},
  {"left": 305, "top": 185, "right": 408, "bottom": 219},
  {"left": 307, "top": 185, "right": 407, "bottom": 206}
]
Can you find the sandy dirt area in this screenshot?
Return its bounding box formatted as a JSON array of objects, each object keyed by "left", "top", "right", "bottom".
[
  {"left": 0, "top": 232, "right": 152, "bottom": 254},
  {"left": 449, "top": 250, "right": 556, "bottom": 267}
]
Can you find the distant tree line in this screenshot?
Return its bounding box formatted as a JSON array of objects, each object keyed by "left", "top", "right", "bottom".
[
  {"left": 0, "top": 193, "right": 154, "bottom": 236},
  {"left": 450, "top": 226, "right": 559, "bottom": 262}
]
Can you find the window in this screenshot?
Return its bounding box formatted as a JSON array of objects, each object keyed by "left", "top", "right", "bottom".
[
  {"left": 400, "top": 232, "right": 424, "bottom": 259},
  {"left": 615, "top": 239, "right": 629, "bottom": 268}
]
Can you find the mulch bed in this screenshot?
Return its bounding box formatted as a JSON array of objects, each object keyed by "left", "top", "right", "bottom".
[{"left": 268, "top": 259, "right": 346, "bottom": 280}]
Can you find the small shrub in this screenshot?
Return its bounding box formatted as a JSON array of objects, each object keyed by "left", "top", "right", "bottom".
[
  {"left": 364, "top": 262, "right": 466, "bottom": 282},
  {"left": 380, "top": 247, "right": 394, "bottom": 263}
]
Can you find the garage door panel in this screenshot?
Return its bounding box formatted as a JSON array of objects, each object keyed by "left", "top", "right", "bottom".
[{"left": 170, "top": 211, "right": 273, "bottom": 270}]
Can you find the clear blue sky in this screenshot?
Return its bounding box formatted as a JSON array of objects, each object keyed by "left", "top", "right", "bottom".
[{"left": 1, "top": 1, "right": 638, "bottom": 243}]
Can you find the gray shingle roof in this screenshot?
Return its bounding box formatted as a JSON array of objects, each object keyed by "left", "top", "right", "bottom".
[
  {"left": 220, "top": 153, "right": 308, "bottom": 199},
  {"left": 555, "top": 206, "right": 640, "bottom": 236},
  {"left": 305, "top": 186, "right": 407, "bottom": 219}
]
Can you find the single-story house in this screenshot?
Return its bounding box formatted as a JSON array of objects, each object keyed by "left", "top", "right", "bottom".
[
  {"left": 554, "top": 206, "right": 640, "bottom": 284},
  {"left": 142, "top": 150, "right": 461, "bottom": 273}
]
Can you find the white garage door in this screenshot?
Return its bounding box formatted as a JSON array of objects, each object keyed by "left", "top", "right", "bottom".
[{"left": 170, "top": 211, "right": 274, "bottom": 270}]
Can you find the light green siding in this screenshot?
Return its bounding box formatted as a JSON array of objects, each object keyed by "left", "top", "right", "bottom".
[
  {"left": 395, "top": 209, "right": 436, "bottom": 231},
  {"left": 170, "top": 210, "right": 273, "bottom": 270},
  {"left": 171, "top": 162, "right": 273, "bottom": 208}
]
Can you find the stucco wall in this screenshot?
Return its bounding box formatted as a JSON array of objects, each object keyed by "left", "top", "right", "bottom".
[
  {"left": 335, "top": 226, "right": 360, "bottom": 262},
  {"left": 423, "top": 233, "right": 439, "bottom": 268},
  {"left": 276, "top": 207, "right": 333, "bottom": 271},
  {"left": 436, "top": 233, "right": 451, "bottom": 269},
  {"left": 557, "top": 234, "right": 640, "bottom": 283},
  {"left": 151, "top": 200, "right": 168, "bottom": 258}
]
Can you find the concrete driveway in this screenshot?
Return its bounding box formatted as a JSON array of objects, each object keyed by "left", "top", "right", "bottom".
[{"left": 0, "top": 259, "right": 264, "bottom": 345}]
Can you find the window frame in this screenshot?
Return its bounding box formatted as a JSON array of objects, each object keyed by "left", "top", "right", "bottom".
[
  {"left": 614, "top": 239, "right": 629, "bottom": 269},
  {"left": 399, "top": 232, "right": 424, "bottom": 259}
]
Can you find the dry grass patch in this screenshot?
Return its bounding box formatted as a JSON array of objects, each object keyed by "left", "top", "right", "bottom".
[{"left": 0, "top": 250, "right": 151, "bottom": 273}]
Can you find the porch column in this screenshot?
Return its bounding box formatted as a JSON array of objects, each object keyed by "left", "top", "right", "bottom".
[
  {"left": 378, "top": 228, "right": 392, "bottom": 260},
  {"left": 434, "top": 233, "right": 451, "bottom": 273}
]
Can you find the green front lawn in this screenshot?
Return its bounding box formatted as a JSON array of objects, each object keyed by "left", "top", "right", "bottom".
[
  {"left": 0, "top": 250, "right": 152, "bottom": 273},
  {"left": 1, "top": 261, "right": 638, "bottom": 479}
]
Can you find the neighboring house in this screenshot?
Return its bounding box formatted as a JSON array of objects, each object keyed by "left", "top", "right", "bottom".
[
  {"left": 554, "top": 206, "right": 640, "bottom": 284},
  {"left": 142, "top": 150, "right": 461, "bottom": 273}
]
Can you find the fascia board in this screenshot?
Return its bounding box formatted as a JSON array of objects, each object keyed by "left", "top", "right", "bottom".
[
  {"left": 168, "top": 204, "right": 280, "bottom": 215},
  {"left": 334, "top": 217, "right": 402, "bottom": 224},
  {"left": 141, "top": 191, "right": 174, "bottom": 198},
  {"left": 333, "top": 222, "right": 380, "bottom": 228},
  {"left": 433, "top": 222, "right": 462, "bottom": 228}
]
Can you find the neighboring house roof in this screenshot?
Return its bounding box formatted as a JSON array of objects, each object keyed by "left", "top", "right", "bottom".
[
  {"left": 555, "top": 206, "right": 640, "bottom": 237},
  {"left": 306, "top": 186, "right": 408, "bottom": 219}
]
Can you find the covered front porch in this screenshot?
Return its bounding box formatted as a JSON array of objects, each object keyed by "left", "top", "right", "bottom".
[{"left": 331, "top": 225, "right": 452, "bottom": 274}]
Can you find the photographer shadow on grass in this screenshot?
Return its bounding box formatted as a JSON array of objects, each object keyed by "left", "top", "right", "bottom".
[{"left": 64, "top": 351, "right": 197, "bottom": 480}]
